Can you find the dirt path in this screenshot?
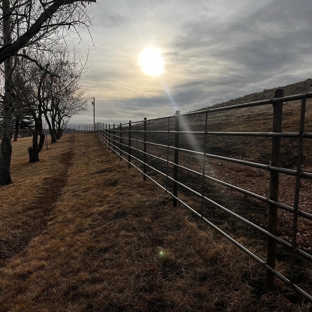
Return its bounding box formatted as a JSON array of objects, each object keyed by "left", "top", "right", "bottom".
[{"left": 0, "top": 136, "right": 75, "bottom": 268}]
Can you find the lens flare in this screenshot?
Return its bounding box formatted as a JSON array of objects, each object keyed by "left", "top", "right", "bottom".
[{"left": 160, "top": 78, "right": 202, "bottom": 154}]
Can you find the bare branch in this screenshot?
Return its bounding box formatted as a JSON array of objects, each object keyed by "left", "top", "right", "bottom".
[
  {"left": 15, "top": 53, "right": 60, "bottom": 77},
  {"left": 0, "top": 0, "right": 96, "bottom": 64}
]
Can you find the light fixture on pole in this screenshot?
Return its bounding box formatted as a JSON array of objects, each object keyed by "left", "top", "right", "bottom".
[{"left": 92, "top": 97, "right": 95, "bottom": 131}]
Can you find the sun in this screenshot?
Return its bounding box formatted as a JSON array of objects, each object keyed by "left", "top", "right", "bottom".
[{"left": 138, "top": 46, "right": 165, "bottom": 76}]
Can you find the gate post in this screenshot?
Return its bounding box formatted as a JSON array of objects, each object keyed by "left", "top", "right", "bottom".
[
  {"left": 266, "top": 88, "right": 283, "bottom": 291},
  {"left": 173, "top": 111, "right": 180, "bottom": 207}
]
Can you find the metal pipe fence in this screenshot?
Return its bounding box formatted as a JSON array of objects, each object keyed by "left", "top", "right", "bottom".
[
  {"left": 65, "top": 122, "right": 106, "bottom": 133},
  {"left": 93, "top": 90, "right": 312, "bottom": 301}
]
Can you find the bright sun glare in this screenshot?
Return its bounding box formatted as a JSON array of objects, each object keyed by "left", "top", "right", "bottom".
[{"left": 138, "top": 46, "right": 165, "bottom": 76}]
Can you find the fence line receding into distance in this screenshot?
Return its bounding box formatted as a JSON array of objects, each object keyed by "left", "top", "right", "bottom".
[{"left": 83, "top": 90, "right": 312, "bottom": 302}]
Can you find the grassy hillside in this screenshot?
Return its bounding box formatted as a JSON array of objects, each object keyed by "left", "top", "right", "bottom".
[
  {"left": 118, "top": 78, "right": 312, "bottom": 307},
  {"left": 204, "top": 78, "right": 312, "bottom": 109},
  {"left": 0, "top": 134, "right": 311, "bottom": 311}
]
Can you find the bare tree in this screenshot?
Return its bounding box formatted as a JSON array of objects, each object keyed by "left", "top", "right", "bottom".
[
  {"left": 12, "top": 44, "right": 87, "bottom": 161},
  {"left": 1, "top": 0, "right": 15, "bottom": 184},
  {"left": 12, "top": 58, "right": 49, "bottom": 162},
  {"left": 53, "top": 86, "right": 87, "bottom": 138},
  {"left": 0, "top": 0, "right": 96, "bottom": 185},
  {"left": 41, "top": 49, "right": 88, "bottom": 142},
  {"left": 0, "top": 0, "right": 96, "bottom": 64}
]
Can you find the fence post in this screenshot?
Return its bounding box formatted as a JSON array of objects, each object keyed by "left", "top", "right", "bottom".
[
  {"left": 128, "top": 120, "right": 132, "bottom": 168},
  {"left": 120, "top": 123, "right": 123, "bottom": 160},
  {"left": 173, "top": 110, "right": 180, "bottom": 207},
  {"left": 143, "top": 117, "right": 147, "bottom": 180},
  {"left": 289, "top": 96, "right": 306, "bottom": 285},
  {"left": 108, "top": 124, "right": 111, "bottom": 149},
  {"left": 201, "top": 112, "right": 209, "bottom": 214},
  {"left": 113, "top": 124, "right": 115, "bottom": 154},
  {"left": 266, "top": 88, "right": 283, "bottom": 292}
]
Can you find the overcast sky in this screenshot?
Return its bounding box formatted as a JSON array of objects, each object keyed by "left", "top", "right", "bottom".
[{"left": 69, "top": 0, "right": 312, "bottom": 126}]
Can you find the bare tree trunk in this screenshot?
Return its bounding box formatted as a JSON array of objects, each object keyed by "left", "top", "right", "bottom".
[
  {"left": 13, "top": 115, "right": 20, "bottom": 141},
  {"left": 52, "top": 124, "right": 58, "bottom": 140},
  {"left": 55, "top": 110, "right": 64, "bottom": 139},
  {"left": 51, "top": 115, "right": 58, "bottom": 141},
  {"left": 56, "top": 121, "right": 63, "bottom": 139},
  {"left": 0, "top": 0, "right": 14, "bottom": 185},
  {"left": 0, "top": 83, "right": 14, "bottom": 184},
  {"left": 29, "top": 118, "right": 45, "bottom": 162},
  {"left": 44, "top": 112, "right": 57, "bottom": 143}
]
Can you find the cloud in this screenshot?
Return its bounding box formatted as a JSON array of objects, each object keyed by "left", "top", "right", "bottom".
[
  {"left": 174, "top": 0, "right": 312, "bottom": 78},
  {"left": 70, "top": 0, "right": 312, "bottom": 126}
]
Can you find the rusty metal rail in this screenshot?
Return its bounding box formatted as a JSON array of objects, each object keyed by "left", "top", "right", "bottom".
[{"left": 95, "top": 90, "right": 312, "bottom": 302}]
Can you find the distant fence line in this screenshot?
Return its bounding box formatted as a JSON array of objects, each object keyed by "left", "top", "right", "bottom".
[
  {"left": 0, "top": 124, "right": 96, "bottom": 139},
  {"left": 0, "top": 128, "right": 33, "bottom": 138},
  {"left": 82, "top": 90, "right": 312, "bottom": 301},
  {"left": 65, "top": 124, "right": 105, "bottom": 133}
]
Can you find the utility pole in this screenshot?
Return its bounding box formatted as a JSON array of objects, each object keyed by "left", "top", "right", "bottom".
[{"left": 92, "top": 97, "right": 95, "bottom": 131}]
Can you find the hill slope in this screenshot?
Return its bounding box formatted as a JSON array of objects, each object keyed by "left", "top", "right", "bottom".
[
  {"left": 208, "top": 78, "right": 312, "bottom": 109},
  {"left": 0, "top": 134, "right": 311, "bottom": 311}
]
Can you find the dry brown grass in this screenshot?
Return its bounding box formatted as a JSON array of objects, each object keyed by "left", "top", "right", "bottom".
[
  {"left": 143, "top": 99, "right": 312, "bottom": 254},
  {"left": 0, "top": 133, "right": 311, "bottom": 311}
]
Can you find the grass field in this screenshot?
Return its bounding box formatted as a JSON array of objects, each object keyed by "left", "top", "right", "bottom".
[{"left": 0, "top": 133, "right": 311, "bottom": 311}]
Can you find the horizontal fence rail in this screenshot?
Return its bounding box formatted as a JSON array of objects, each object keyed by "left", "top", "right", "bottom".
[
  {"left": 81, "top": 90, "right": 312, "bottom": 302},
  {"left": 65, "top": 123, "right": 102, "bottom": 133}
]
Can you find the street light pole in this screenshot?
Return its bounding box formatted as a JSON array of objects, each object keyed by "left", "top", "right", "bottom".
[{"left": 92, "top": 97, "right": 95, "bottom": 131}]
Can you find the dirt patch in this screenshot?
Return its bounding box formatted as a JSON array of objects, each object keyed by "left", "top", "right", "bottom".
[{"left": 0, "top": 149, "right": 73, "bottom": 268}]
